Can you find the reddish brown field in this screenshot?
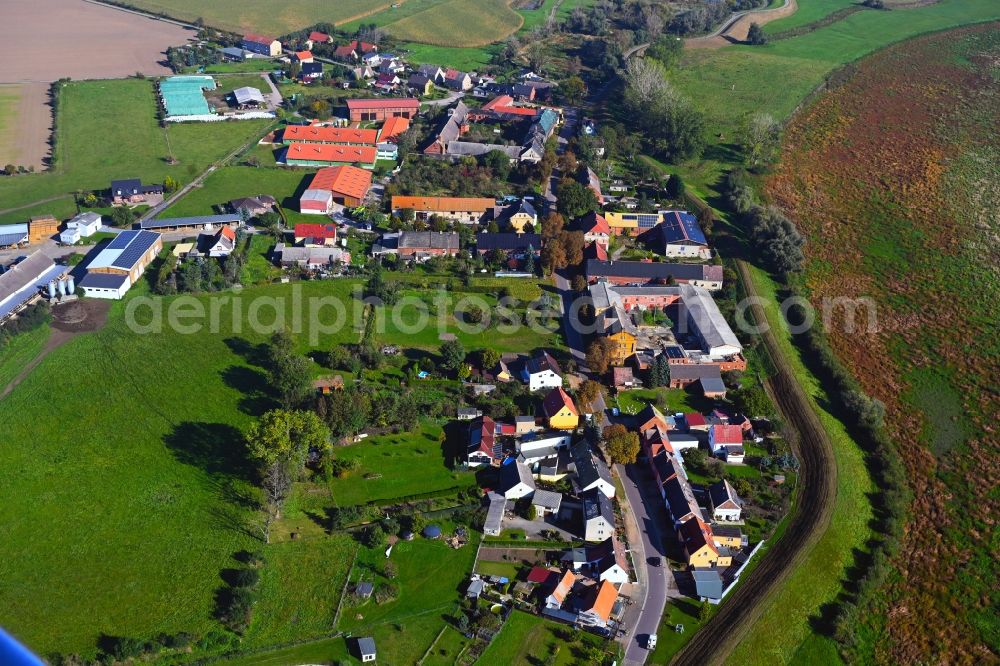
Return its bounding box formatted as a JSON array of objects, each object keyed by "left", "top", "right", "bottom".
[
  {"left": 0, "top": 0, "right": 193, "bottom": 168},
  {"left": 767, "top": 23, "right": 1000, "bottom": 664}
]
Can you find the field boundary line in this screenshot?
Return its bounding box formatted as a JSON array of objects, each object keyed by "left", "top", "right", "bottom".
[
  {"left": 417, "top": 625, "right": 449, "bottom": 665},
  {"left": 331, "top": 545, "right": 361, "bottom": 630}
]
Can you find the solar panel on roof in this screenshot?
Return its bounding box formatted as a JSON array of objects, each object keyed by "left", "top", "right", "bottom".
[
  {"left": 664, "top": 346, "right": 685, "bottom": 359},
  {"left": 106, "top": 230, "right": 137, "bottom": 250},
  {"left": 112, "top": 232, "right": 158, "bottom": 269}
]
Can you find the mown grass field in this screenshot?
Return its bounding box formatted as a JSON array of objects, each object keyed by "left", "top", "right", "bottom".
[
  {"left": 671, "top": 0, "right": 1000, "bottom": 198},
  {"left": 0, "top": 79, "right": 271, "bottom": 225},
  {"left": 763, "top": 0, "right": 857, "bottom": 33},
  {"left": 328, "top": 420, "right": 476, "bottom": 506},
  {"left": 384, "top": 0, "right": 523, "bottom": 47},
  {"left": 124, "top": 0, "right": 390, "bottom": 35},
  {"left": 476, "top": 609, "right": 613, "bottom": 665},
  {"left": 162, "top": 165, "right": 311, "bottom": 217},
  {"left": 0, "top": 324, "right": 49, "bottom": 388}
]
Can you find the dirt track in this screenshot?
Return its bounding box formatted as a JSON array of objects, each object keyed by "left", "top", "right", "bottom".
[
  {"left": 0, "top": 0, "right": 193, "bottom": 168},
  {"left": 672, "top": 259, "right": 838, "bottom": 665},
  {"left": 686, "top": 0, "right": 799, "bottom": 49}
]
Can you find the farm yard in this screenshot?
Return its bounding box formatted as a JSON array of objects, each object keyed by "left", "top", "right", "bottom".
[{"left": 765, "top": 23, "right": 1000, "bottom": 664}]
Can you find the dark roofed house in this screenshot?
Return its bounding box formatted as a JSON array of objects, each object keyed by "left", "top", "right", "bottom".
[
  {"left": 668, "top": 364, "right": 724, "bottom": 391},
  {"left": 354, "top": 636, "right": 377, "bottom": 662},
  {"left": 709, "top": 479, "right": 743, "bottom": 521},
  {"left": 300, "top": 62, "right": 323, "bottom": 81},
  {"left": 397, "top": 231, "right": 460, "bottom": 258},
  {"left": 229, "top": 195, "right": 276, "bottom": 218},
  {"left": 474, "top": 232, "right": 541, "bottom": 256},
  {"left": 582, "top": 488, "right": 615, "bottom": 541},
  {"left": 585, "top": 260, "right": 724, "bottom": 289},
  {"left": 110, "top": 178, "right": 163, "bottom": 205},
  {"left": 407, "top": 73, "right": 434, "bottom": 96},
  {"left": 572, "top": 441, "right": 615, "bottom": 498}
]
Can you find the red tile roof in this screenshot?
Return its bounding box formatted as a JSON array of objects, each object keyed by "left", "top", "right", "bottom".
[
  {"left": 527, "top": 566, "right": 554, "bottom": 584},
  {"left": 481, "top": 95, "right": 538, "bottom": 117},
  {"left": 679, "top": 517, "right": 718, "bottom": 556},
  {"left": 379, "top": 115, "right": 410, "bottom": 142},
  {"left": 550, "top": 570, "right": 576, "bottom": 604},
  {"left": 218, "top": 225, "right": 236, "bottom": 241},
  {"left": 283, "top": 125, "right": 378, "bottom": 145},
  {"left": 308, "top": 31, "right": 331, "bottom": 43},
  {"left": 307, "top": 165, "right": 373, "bottom": 201},
  {"left": 243, "top": 33, "right": 275, "bottom": 45},
  {"left": 346, "top": 97, "right": 419, "bottom": 111},
  {"left": 577, "top": 211, "right": 610, "bottom": 235},
  {"left": 294, "top": 223, "right": 338, "bottom": 240},
  {"left": 711, "top": 424, "right": 743, "bottom": 445},
  {"left": 285, "top": 143, "right": 376, "bottom": 165},
  {"left": 584, "top": 241, "right": 607, "bottom": 261},
  {"left": 542, "top": 387, "right": 578, "bottom": 418},
  {"left": 294, "top": 50, "right": 313, "bottom": 61},
  {"left": 685, "top": 413, "right": 707, "bottom": 427},
  {"left": 587, "top": 580, "right": 618, "bottom": 621},
  {"left": 334, "top": 44, "right": 357, "bottom": 57}
]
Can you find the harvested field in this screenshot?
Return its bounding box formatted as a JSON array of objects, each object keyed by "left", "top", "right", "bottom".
[
  {"left": 766, "top": 23, "right": 1000, "bottom": 664},
  {"left": 125, "top": 0, "right": 395, "bottom": 35},
  {"left": 0, "top": 0, "right": 192, "bottom": 171},
  {"left": 0, "top": 83, "right": 53, "bottom": 170},
  {"left": 384, "top": 0, "right": 524, "bottom": 47}
]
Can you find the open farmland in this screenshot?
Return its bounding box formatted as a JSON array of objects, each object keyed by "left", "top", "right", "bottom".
[
  {"left": 123, "top": 0, "right": 392, "bottom": 35},
  {"left": 766, "top": 23, "right": 1000, "bottom": 664},
  {"left": 383, "top": 0, "right": 524, "bottom": 47}
]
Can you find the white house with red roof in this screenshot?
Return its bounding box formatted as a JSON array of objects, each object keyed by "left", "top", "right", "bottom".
[
  {"left": 709, "top": 424, "right": 745, "bottom": 463},
  {"left": 545, "top": 570, "right": 576, "bottom": 609}
]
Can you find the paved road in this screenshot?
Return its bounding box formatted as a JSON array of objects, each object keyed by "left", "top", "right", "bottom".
[
  {"left": 258, "top": 72, "right": 283, "bottom": 111},
  {"left": 422, "top": 90, "right": 465, "bottom": 107},
  {"left": 618, "top": 462, "right": 676, "bottom": 665},
  {"left": 553, "top": 271, "right": 587, "bottom": 369},
  {"left": 543, "top": 107, "right": 578, "bottom": 205}
]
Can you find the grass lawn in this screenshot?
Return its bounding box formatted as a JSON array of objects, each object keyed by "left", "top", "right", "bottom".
[
  {"left": 211, "top": 636, "right": 353, "bottom": 665},
  {"left": 474, "top": 560, "right": 520, "bottom": 579},
  {"left": 240, "top": 234, "right": 281, "bottom": 285},
  {"left": 423, "top": 626, "right": 472, "bottom": 666},
  {"left": 401, "top": 42, "right": 498, "bottom": 70},
  {"left": 477, "top": 609, "right": 613, "bottom": 665},
  {"left": 328, "top": 419, "right": 476, "bottom": 506},
  {"left": 372, "top": 287, "right": 563, "bottom": 354},
  {"left": 0, "top": 325, "right": 49, "bottom": 388},
  {"left": 648, "top": 598, "right": 710, "bottom": 663},
  {"left": 613, "top": 387, "right": 712, "bottom": 416},
  {"left": 340, "top": 529, "right": 481, "bottom": 663},
  {"left": 201, "top": 61, "right": 281, "bottom": 74},
  {"left": 763, "top": 0, "right": 858, "bottom": 33},
  {"left": 0, "top": 79, "right": 271, "bottom": 224},
  {"left": 210, "top": 73, "right": 275, "bottom": 95},
  {"left": 162, "top": 165, "right": 311, "bottom": 217},
  {"left": 242, "top": 536, "right": 357, "bottom": 649},
  {"left": 671, "top": 0, "right": 1000, "bottom": 198}
]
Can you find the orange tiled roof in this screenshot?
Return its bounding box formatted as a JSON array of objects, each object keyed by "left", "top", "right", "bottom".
[
  {"left": 391, "top": 195, "right": 494, "bottom": 213},
  {"left": 308, "top": 165, "right": 373, "bottom": 201}
]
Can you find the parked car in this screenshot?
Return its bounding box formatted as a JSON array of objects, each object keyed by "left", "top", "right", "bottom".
[{"left": 647, "top": 556, "right": 662, "bottom": 567}]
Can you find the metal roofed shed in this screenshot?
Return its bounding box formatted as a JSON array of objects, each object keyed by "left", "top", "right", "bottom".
[
  {"left": 140, "top": 214, "right": 241, "bottom": 231},
  {"left": 0, "top": 223, "right": 29, "bottom": 248},
  {"left": 693, "top": 569, "right": 724, "bottom": 600},
  {"left": 484, "top": 491, "right": 506, "bottom": 536},
  {"left": 531, "top": 489, "right": 562, "bottom": 514},
  {"left": 0, "top": 252, "right": 66, "bottom": 322},
  {"left": 232, "top": 86, "right": 264, "bottom": 106}
]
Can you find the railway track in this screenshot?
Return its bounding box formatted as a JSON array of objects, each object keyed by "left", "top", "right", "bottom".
[{"left": 672, "top": 259, "right": 839, "bottom": 666}]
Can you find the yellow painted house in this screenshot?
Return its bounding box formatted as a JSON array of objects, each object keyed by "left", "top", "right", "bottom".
[
  {"left": 542, "top": 387, "right": 579, "bottom": 430},
  {"left": 600, "top": 302, "right": 637, "bottom": 366},
  {"left": 490, "top": 200, "right": 538, "bottom": 234},
  {"left": 604, "top": 211, "right": 640, "bottom": 236},
  {"left": 679, "top": 518, "right": 720, "bottom": 568}
]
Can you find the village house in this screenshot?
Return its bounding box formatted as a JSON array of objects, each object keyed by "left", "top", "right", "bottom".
[
  {"left": 578, "top": 580, "right": 618, "bottom": 629},
  {"left": 229, "top": 195, "right": 277, "bottom": 219},
  {"left": 423, "top": 101, "right": 469, "bottom": 155},
  {"left": 110, "top": 178, "right": 163, "bottom": 205},
  {"left": 300, "top": 62, "right": 323, "bottom": 82},
  {"left": 58, "top": 212, "right": 102, "bottom": 244},
  {"left": 582, "top": 488, "right": 615, "bottom": 542},
  {"left": 474, "top": 232, "right": 541, "bottom": 258},
  {"left": 293, "top": 223, "right": 338, "bottom": 246},
  {"left": 272, "top": 244, "right": 350, "bottom": 270},
  {"left": 574, "top": 211, "right": 610, "bottom": 247},
  {"left": 597, "top": 302, "right": 637, "bottom": 367},
  {"left": 378, "top": 115, "right": 410, "bottom": 143},
  {"left": 292, "top": 50, "right": 313, "bottom": 64},
  {"left": 679, "top": 517, "right": 726, "bottom": 568},
  {"left": 444, "top": 68, "right": 473, "bottom": 91},
  {"left": 584, "top": 260, "right": 724, "bottom": 290},
  {"left": 709, "top": 479, "right": 744, "bottom": 522},
  {"left": 571, "top": 441, "right": 615, "bottom": 498},
  {"left": 709, "top": 424, "right": 745, "bottom": 464},
  {"left": 483, "top": 199, "right": 538, "bottom": 233},
  {"left": 199, "top": 225, "right": 236, "bottom": 257},
  {"left": 407, "top": 73, "right": 435, "bottom": 96},
  {"left": 499, "top": 460, "right": 536, "bottom": 500},
  {"left": 391, "top": 194, "right": 493, "bottom": 224},
  {"left": 531, "top": 489, "right": 563, "bottom": 518},
  {"left": 545, "top": 570, "right": 576, "bottom": 610},
  {"left": 586, "top": 537, "right": 630, "bottom": 584},
  {"left": 241, "top": 33, "right": 281, "bottom": 57},
  {"left": 283, "top": 143, "right": 377, "bottom": 168},
  {"left": 646, "top": 210, "right": 711, "bottom": 260},
  {"left": 542, "top": 387, "right": 580, "bottom": 430},
  {"left": 521, "top": 351, "right": 563, "bottom": 392},
  {"left": 467, "top": 415, "right": 503, "bottom": 467},
  {"left": 307, "top": 31, "right": 333, "bottom": 46},
  {"left": 668, "top": 363, "right": 727, "bottom": 398},
  {"left": 372, "top": 231, "right": 460, "bottom": 261}
]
